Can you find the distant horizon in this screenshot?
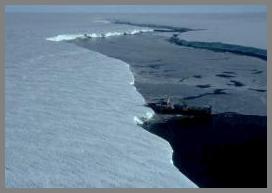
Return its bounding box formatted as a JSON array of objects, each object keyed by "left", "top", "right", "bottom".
[{"left": 5, "top": 5, "right": 266, "bottom": 13}]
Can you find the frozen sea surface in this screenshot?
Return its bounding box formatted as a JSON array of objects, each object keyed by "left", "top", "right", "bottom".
[
  {"left": 5, "top": 13, "right": 196, "bottom": 188},
  {"left": 108, "top": 13, "right": 267, "bottom": 49}
]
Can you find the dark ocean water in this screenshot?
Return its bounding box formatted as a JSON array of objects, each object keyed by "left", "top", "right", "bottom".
[
  {"left": 143, "top": 113, "right": 266, "bottom": 187},
  {"left": 69, "top": 29, "right": 267, "bottom": 187}
]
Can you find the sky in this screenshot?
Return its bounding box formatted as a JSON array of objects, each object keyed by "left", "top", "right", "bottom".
[{"left": 5, "top": 5, "right": 267, "bottom": 13}]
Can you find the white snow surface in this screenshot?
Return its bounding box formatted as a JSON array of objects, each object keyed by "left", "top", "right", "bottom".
[{"left": 5, "top": 13, "right": 197, "bottom": 188}]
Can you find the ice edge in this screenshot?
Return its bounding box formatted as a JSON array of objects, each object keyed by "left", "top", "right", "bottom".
[{"left": 46, "top": 29, "right": 154, "bottom": 42}]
